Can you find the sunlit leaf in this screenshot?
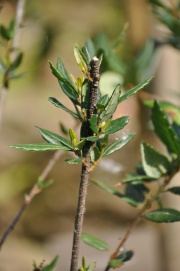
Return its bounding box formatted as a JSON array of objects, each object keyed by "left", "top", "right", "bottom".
[
  {"left": 90, "top": 146, "right": 101, "bottom": 163},
  {"left": 100, "top": 84, "right": 121, "bottom": 122},
  {"left": 97, "top": 94, "right": 109, "bottom": 110},
  {"left": 144, "top": 208, "right": 180, "bottom": 223},
  {"left": 49, "top": 97, "right": 79, "bottom": 119},
  {"left": 41, "top": 256, "right": 59, "bottom": 271},
  {"left": 82, "top": 233, "right": 108, "bottom": 251},
  {"left": 36, "top": 126, "right": 73, "bottom": 149},
  {"left": 103, "top": 116, "right": 129, "bottom": 135},
  {"left": 10, "top": 143, "right": 71, "bottom": 151},
  {"left": 74, "top": 45, "right": 89, "bottom": 74},
  {"left": 102, "top": 133, "right": 135, "bottom": 157},
  {"left": 141, "top": 142, "right": 171, "bottom": 178},
  {"left": 69, "top": 128, "right": 78, "bottom": 147},
  {"left": 118, "top": 77, "right": 152, "bottom": 103},
  {"left": 65, "top": 157, "right": 83, "bottom": 164}
]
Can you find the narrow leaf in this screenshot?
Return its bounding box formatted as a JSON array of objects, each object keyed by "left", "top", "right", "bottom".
[
  {"left": 97, "top": 94, "right": 109, "bottom": 110},
  {"left": 118, "top": 77, "right": 152, "bottom": 103},
  {"left": 103, "top": 116, "right": 129, "bottom": 135},
  {"left": 108, "top": 259, "right": 123, "bottom": 269},
  {"left": 41, "top": 255, "right": 59, "bottom": 271},
  {"left": 36, "top": 127, "right": 73, "bottom": 149},
  {"left": 0, "top": 58, "right": 6, "bottom": 74},
  {"left": 151, "top": 101, "right": 180, "bottom": 155},
  {"left": 49, "top": 97, "right": 79, "bottom": 119},
  {"left": 100, "top": 84, "right": 121, "bottom": 122},
  {"left": 102, "top": 133, "right": 135, "bottom": 157},
  {"left": 10, "top": 143, "right": 71, "bottom": 151},
  {"left": 167, "top": 187, "right": 180, "bottom": 196},
  {"left": 89, "top": 114, "right": 98, "bottom": 134},
  {"left": 144, "top": 208, "right": 180, "bottom": 223},
  {"left": 91, "top": 179, "right": 139, "bottom": 207},
  {"left": 141, "top": 142, "right": 171, "bottom": 178},
  {"left": 37, "top": 178, "right": 54, "bottom": 189},
  {"left": 82, "top": 233, "right": 108, "bottom": 251},
  {"left": 122, "top": 173, "right": 153, "bottom": 183},
  {"left": 9, "top": 52, "right": 23, "bottom": 71},
  {"left": 74, "top": 45, "right": 88, "bottom": 74},
  {"left": 65, "top": 157, "right": 83, "bottom": 164}
]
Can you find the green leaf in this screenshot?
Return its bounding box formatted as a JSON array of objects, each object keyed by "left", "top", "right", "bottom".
[
  {"left": 0, "top": 24, "right": 9, "bottom": 40},
  {"left": 117, "top": 250, "right": 134, "bottom": 262},
  {"left": 75, "top": 140, "right": 85, "bottom": 151},
  {"left": 69, "top": 128, "right": 78, "bottom": 147},
  {"left": 97, "top": 94, "right": 109, "bottom": 110},
  {"left": 41, "top": 256, "right": 59, "bottom": 271},
  {"left": 144, "top": 208, "right": 180, "bottom": 223},
  {"left": 9, "top": 52, "right": 23, "bottom": 71},
  {"left": 90, "top": 146, "right": 101, "bottom": 163},
  {"left": 49, "top": 60, "right": 79, "bottom": 104},
  {"left": 102, "top": 133, "right": 135, "bottom": 157},
  {"left": 7, "top": 19, "right": 15, "bottom": 39},
  {"left": 100, "top": 84, "right": 121, "bottom": 122},
  {"left": 65, "top": 157, "right": 83, "bottom": 164},
  {"left": 118, "top": 77, "right": 152, "bottom": 103},
  {"left": 59, "top": 122, "right": 69, "bottom": 136},
  {"left": 167, "top": 187, "right": 180, "bottom": 196},
  {"left": 89, "top": 114, "right": 98, "bottom": 134},
  {"left": 103, "top": 116, "right": 129, "bottom": 135},
  {"left": 108, "top": 259, "right": 123, "bottom": 269},
  {"left": 82, "top": 45, "right": 91, "bottom": 64},
  {"left": 125, "top": 183, "right": 148, "bottom": 203},
  {"left": 144, "top": 100, "right": 180, "bottom": 126},
  {"left": 151, "top": 101, "right": 180, "bottom": 155},
  {"left": 141, "top": 142, "right": 171, "bottom": 178},
  {"left": 82, "top": 136, "right": 99, "bottom": 142},
  {"left": 122, "top": 173, "right": 153, "bottom": 183},
  {"left": 74, "top": 45, "right": 89, "bottom": 74},
  {"left": 86, "top": 262, "right": 96, "bottom": 271},
  {"left": 10, "top": 143, "right": 71, "bottom": 151},
  {"left": 81, "top": 79, "right": 90, "bottom": 109},
  {"left": 36, "top": 126, "right": 73, "bottom": 149},
  {"left": 37, "top": 178, "right": 54, "bottom": 189},
  {"left": 82, "top": 233, "right": 108, "bottom": 251},
  {"left": 49, "top": 97, "right": 79, "bottom": 119},
  {"left": 91, "top": 179, "right": 139, "bottom": 207},
  {"left": 0, "top": 58, "right": 6, "bottom": 74}
]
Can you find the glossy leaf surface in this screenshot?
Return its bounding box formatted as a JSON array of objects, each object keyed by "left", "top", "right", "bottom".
[
  {"left": 82, "top": 233, "right": 108, "bottom": 251},
  {"left": 144, "top": 208, "right": 180, "bottom": 223},
  {"left": 102, "top": 133, "right": 135, "bottom": 157},
  {"left": 141, "top": 142, "right": 171, "bottom": 178},
  {"left": 10, "top": 143, "right": 71, "bottom": 151},
  {"left": 103, "top": 116, "right": 129, "bottom": 135}
]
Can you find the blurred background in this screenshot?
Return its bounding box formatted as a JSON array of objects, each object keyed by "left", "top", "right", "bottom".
[{"left": 0, "top": 0, "right": 180, "bottom": 270}]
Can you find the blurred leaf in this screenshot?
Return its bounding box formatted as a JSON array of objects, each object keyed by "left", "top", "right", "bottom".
[
  {"left": 41, "top": 256, "right": 59, "bottom": 271},
  {"left": 125, "top": 183, "right": 148, "bottom": 203},
  {"left": 102, "top": 133, "right": 135, "bottom": 157},
  {"left": 37, "top": 178, "right": 54, "bottom": 189},
  {"left": 108, "top": 259, "right": 123, "bottom": 269},
  {"left": 91, "top": 179, "right": 139, "bottom": 207},
  {"left": 119, "top": 77, "right": 152, "bottom": 103},
  {"left": 75, "top": 140, "right": 85, "bottom": 151},
  {"left": 82, "top": 136, "right": 99, "bottom": 142},
  {"left": 89, "top": 114, "right": 98, "bottom": 134},
  {"left": 81, "top": 78, "right": 90, "bottom": 110},
  {"left": 144, "top": 100, "right": 180, "bottom": 125},
  {"left": 82, "top": 45, "right": 91, "bottom": 64},
  {"left": 90, "top": 146, "right": 101, "bottom": 163},
  {"left": 117, "top": 250, "right": 134, "bottom": 262},
  {"left": 65, "top": 157, "right": 83, "bottom": 164},
  {"left": 100, "top": 84, "right": 121, "bottom": 122},
  {"left": 59, "top": 122, "right": 69, "bottom": 136},
  {"left": 0, "top": 58, "right": 6, "bottom": 74},
  {"left": 10, "top": 143, "right": 71, "bottom": 151},
  {"left": 113, "top": 23, "right": 128, "bottom": 49},
  {"left": 7, "top": 19, "right": 15, "bottom": 39},
  {"left": 103, "top": 116, "right": 129, "bottom": 135},
  {"left": 0, "top": 24, "right": 9, "bottom": 40},
  {"left": 85, "top": 38, "right": 96, "bottom": 59},
  {"left": 9, "top": 52, "right": 23, "bottom": 71},
  {"left": 74, "top": 45, "right": 89, "bottom": 74},
  {"left": 36, "top": 127, "right": 73, "bottom": 149},
  {"left": 141, "top": 142, "right": 171, "bottom": 178},
  {"left": 86, "top": 261, "right": 96, "bottom": 271},
  {"left": 152, "top": 101, "right": 180, "bottom": 155},
  {"left": 122, "top": 173, "right": 153, "bottom": 183},
  {"left": 49, "top": 97, "right": 79, "bottom": 119},
  {"left": 167, "top": 187, "right": 180, "bottom": 196},
  {"left": 82, "top": 233, "right": 108, "bottom": 251},
  {"left": 144, "top": 208, "right": 180, "bottom": 223}
]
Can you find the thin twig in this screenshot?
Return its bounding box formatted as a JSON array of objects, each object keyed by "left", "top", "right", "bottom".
[
  {"left": 0, "top": 149, "right": 62, "bottom": 249},
  {"left": 70, "top": 57, "right": 100, "bottom": 271}
]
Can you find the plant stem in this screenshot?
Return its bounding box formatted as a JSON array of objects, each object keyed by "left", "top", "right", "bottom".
[{"left": 70, "top": 57, "right": 100, "bottom": 271}]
